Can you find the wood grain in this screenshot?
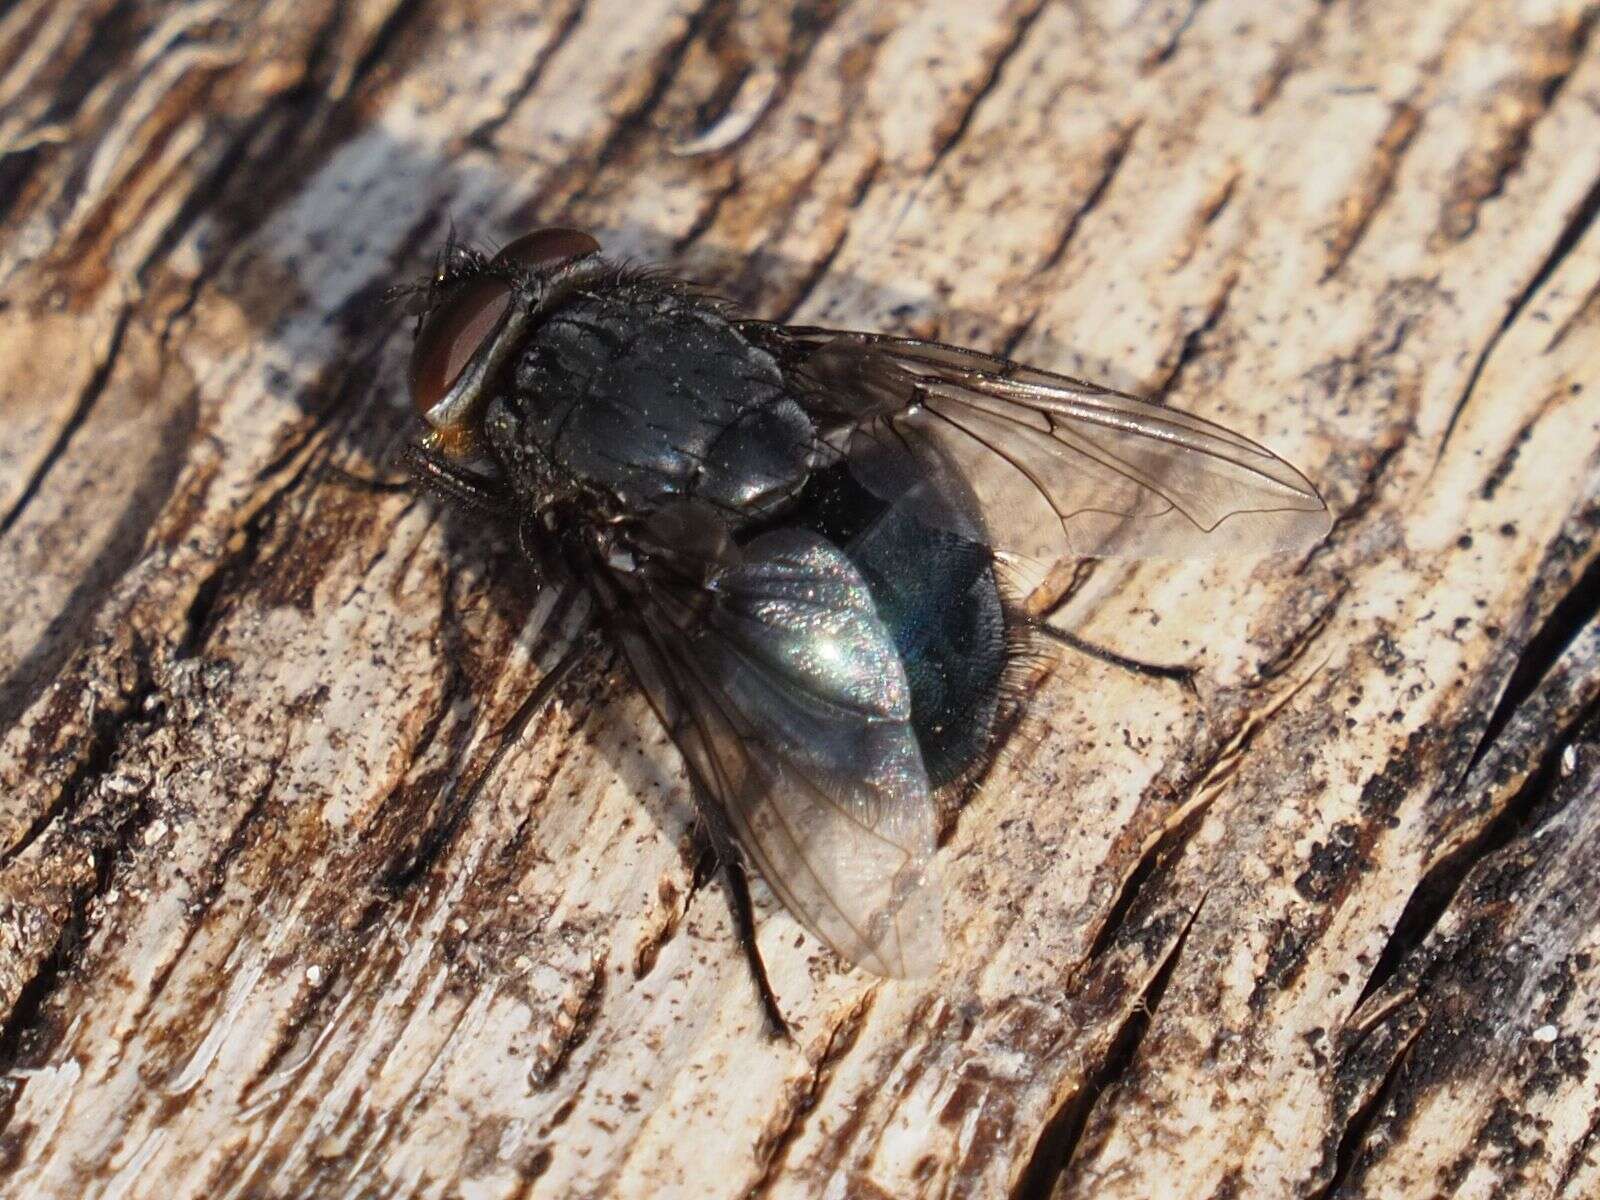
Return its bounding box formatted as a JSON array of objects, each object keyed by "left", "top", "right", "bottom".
[{"left": 0, "top": 2, "right": 1597, "bottom": 1197}]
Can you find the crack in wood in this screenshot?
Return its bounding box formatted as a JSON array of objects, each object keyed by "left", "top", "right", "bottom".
[
  {"left": 1356, "top": 635, "right": 1600, "bottom": 1016},
  {"left": 380, "top": 634, "right": 586, "bottom": 897},
  {"left": 772, "top": 155, "right": 882, "bottom": 323},
  {"left": 1000, "top": 121, "right": 1141, "bottom": 359},
  {"left": 345, "top": 0, "right": 433, "bottom": 97},
  {"left": 1166, "top": 166, "right": 1239, "bottom": 274},
  {"left": 0, "top": 0, "right": 142, "bottom": 222},
  {"left": 748, "top": 990, "right": 875, "bottom": 1198},
  {"left": 1248, "top": 0, "right": 1330, "bottom": 115},
  {"left": 1553, "top": 1097, "right": 1600, "bottom": 1194},
  {"left": 1034, "top": 121, "right": 1140, "bottom": 281},
  {"left": 531, "top": 955, "right": 608, "bottom": 1090},
  {"left": 1321, "top": 101, "right": 1423, "bottom": 281},
  {"left": 1153, "top": 270, "right": 1237, "bottom": 400},
  {"left": 129, "top": 749, "right": 286, "bottom": 1032},
  {"left": 922, "top": 0, "right": 1050, "bottom": 181},
  {"left": 1309, "top": 661, "right": 1600, "bottom": 1193},
  {"left": 0, "top": 651, "right": 155, "bottom": 873},
  {"left": 466, "top": 1, "right": 589, "bottom": 150},
  {"left": 1434, "top": 9, "right": 1600, "bottom": 246},
  {"left": 1014, "top": 897, "right": 1206, "bottom": 1200},
  {"left": 1312, "top": 1015, "right": 1425, "bottom": 1200},
  {"left": 135, "top": 7, "right": 352, "bottom": 300},
  {"left": 1300, "top": 432, "right": 1408, "bottom": 569},
  {"left": 1142, "top": 0, "right": 1208, "bottom": 71},
  {"left": 669, "top": 166, "right": 743, "bottom": 255},
  {"left": 540, "top": 0, "right": 725, "bottom": 217},
  {"left": 0, "top": 647, "right": 161, "bottom": 1080},
  {"left": 0, "top": 307, "right": 129, "bottom": 541},
  {"left": 1435, "top": 166, "right": 1600, "bottom": 462},
  {"left": 730, "top": 1, "right": 848, "bottom": 145},
  {"left": 633, "top": 839, "right": 717, "bottom": 979},
  {"left": 1253, "top": 580, "right": 1348, "bottom": 683},
  {"left": 1080, "top": 660, "right": 1325, "bottom": 976},
  {"left": 1473, "top": 550, "right": 1600, "bottom": 769},
  {"left": 370, "top": 662, "right": 476, "bottom": 895},
  {"left": 174, "top": 442, "right": 324, "bottom": 663}
]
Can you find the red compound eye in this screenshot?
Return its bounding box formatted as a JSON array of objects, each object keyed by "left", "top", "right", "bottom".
[
  {"left": 409, "top": 276, "right": 508, "bottom": 416},
  {"left": 494, "top": 227, "right": 600, "bottom": 271},
  {"left": 408, "top": 228, "right": 600, "bottom": 415},
  {"left": 409, "top": 275, "right": 511, "bottom": 415}
]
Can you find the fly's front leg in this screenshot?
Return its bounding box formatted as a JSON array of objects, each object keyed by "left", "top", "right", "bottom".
[
  {"left": 321, "top": 462, "right": 414, "bottom": 494},
  {"left": 400, "top": 440, "right": 513, "bottom": 515},
  {"left": 383, "top": 605, "right": 589, "bottom": 893}
]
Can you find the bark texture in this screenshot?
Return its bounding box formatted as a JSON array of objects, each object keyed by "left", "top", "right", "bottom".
[{"left": 1, "top": 2, "right": 1599, "bottom": 1197}]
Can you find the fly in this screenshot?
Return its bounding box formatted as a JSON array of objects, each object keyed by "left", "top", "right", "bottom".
[{"left": 387, "top": 227, "right": 1332, "bottom": 1034}]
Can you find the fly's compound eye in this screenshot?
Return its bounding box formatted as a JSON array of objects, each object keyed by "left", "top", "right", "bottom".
[
  {"left": 494, "top": 227, "right": 600, "bottom": 271},
  {"left": 407, "top": 227, "right": 601, "bottom": 415},
  {"left": 408, "top": 275, "right": 511, "bottom": 415}
]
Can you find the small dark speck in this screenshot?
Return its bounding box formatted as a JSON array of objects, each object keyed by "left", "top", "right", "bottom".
[
  {"left": 1500, "top": 523, "right": 1517, "bottom": 537},
  {"left": 1457, "top": 534, "right": 1473, "bottom": 550}
]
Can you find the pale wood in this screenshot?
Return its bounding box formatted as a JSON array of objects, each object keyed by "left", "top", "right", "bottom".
[{"left": 1, "top": 2, "right": 1598, "bottom": 1197}]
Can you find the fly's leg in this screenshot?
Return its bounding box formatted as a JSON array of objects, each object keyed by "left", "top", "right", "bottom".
[
  {"left": 400, "top": 440, "right": 513, "bottom": 514},
  {"left": 488, "top": 631, "right": 591, "bottom": 743},
  {"left": 384, "top": 625, "right": 589, "bottom": 892},
  {"left": 690, "top": 787, "right": 791, "bottom": 1040},
  {"left": 322, "top": 463, "right": 415, "bottom": 493},
  {"left": 1034, "top": 623, "right": 1199, "bottom": 695}
]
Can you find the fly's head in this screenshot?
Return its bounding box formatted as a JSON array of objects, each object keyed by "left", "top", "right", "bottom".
[{"left": 405, "top": 227, "right": 605, "bottom": 461}]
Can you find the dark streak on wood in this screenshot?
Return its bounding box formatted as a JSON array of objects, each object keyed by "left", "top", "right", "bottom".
[
  {"left": 1141, "top": 0, "right": 1208, "bottom": 71},
  {"left": 1000, "top": 121, "right": 1141, "bottom": 359},
  {"left": 1435, "top": 164, "right": 1600, "bottom": 462},
  {"left": 1019, "top": 900, "right": 1204, "bottom": 1200},
  {"left": 1328, "top": 701, "right": 1600, "bottom": 1193},
  {"left": 1321, "top": 103, "right": 1423, "bottom": 281},
  {"left": 922, "top": 0, "right": 1050, "bottom": 183},
  {"left": 467, "top": 2, "right": 589, "bottom": 150},
  {"left": 0, "top": 311, "right": 130, "bottom": 542},
  {"left": 1248, "top": 0, "right": 1329, "bottom": 115},
  {"left": 748, "top": 990, "right": 875, "bottom": 1198},
  {"left": 1433, "top": 9, "right": 1600, "bottom": 246}
]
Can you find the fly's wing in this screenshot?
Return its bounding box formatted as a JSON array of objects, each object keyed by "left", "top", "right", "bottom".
[
  {"left": 600, "top": 522, "right": 942, "bottom": 978},
  {"left": 741, "top": 324, "right": 1332, "bottom": 562}
]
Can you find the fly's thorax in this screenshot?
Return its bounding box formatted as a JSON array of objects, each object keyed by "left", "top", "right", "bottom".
[{"left": 501, "top": 284, "right": 814, "bottom": 526}]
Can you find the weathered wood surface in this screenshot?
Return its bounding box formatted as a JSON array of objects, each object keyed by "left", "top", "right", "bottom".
[{"left": 1, "top": 1, "right": 1598, "bottom": 1196}]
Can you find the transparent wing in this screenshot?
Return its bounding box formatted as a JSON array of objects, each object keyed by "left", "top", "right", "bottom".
[
  {"left": 601, "top": 524, "right": 942, "bottom": 978},
  {"left": 743, "top": 324, "right": 1332, "bottom": 561}
]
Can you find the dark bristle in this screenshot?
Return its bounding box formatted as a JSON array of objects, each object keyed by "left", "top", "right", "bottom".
[
  {"left": 931, "top": 570, "right": 1057, "bottom": 811},
  {"left": 578, "top": 259, "right": 738, "bottom": 314}
]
